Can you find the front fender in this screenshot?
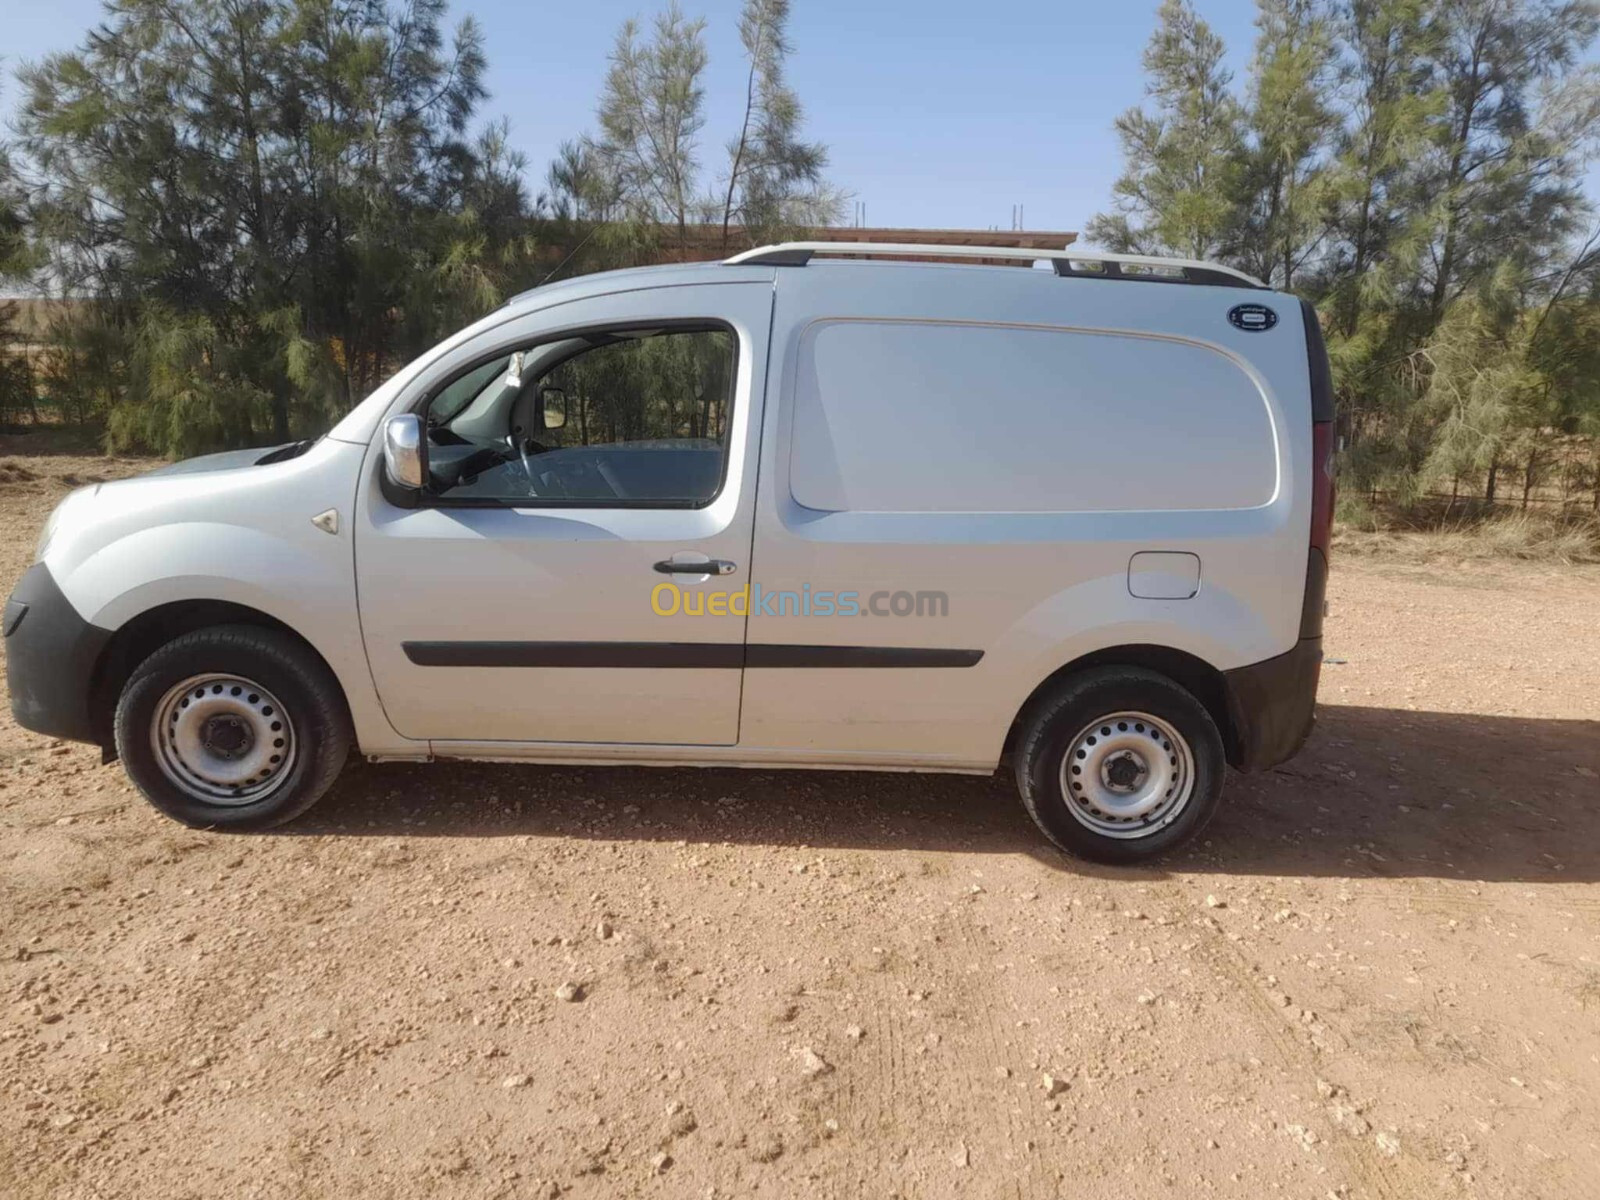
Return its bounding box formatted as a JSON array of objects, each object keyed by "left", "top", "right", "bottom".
[{"left": 38, "top": 438, "right": 415, "bottom": 756}]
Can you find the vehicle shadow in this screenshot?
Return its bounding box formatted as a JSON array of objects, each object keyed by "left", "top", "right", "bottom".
[{"left": 296, "top": 704, "right": 1600, "bottom": 884}]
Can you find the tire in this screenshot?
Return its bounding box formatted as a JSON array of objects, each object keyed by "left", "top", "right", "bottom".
[
  {"left": 114, "top": 624, "right": 353, "bottom": 831},
  {"left": 1014, "top": 666, "right": 1224, "bottom": 864}
]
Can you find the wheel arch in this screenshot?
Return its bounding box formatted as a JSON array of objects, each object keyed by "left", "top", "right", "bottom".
[
  {"left": 87, "top": 600, "right": 346, "bottom": 752},
  {"left": 1006, "top": 644, "right": 1239, "bottom": 769}
]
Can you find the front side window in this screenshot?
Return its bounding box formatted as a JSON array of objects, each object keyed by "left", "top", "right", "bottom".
[{"left": 421, "top": 326, "right": 735, "bottom": 506}]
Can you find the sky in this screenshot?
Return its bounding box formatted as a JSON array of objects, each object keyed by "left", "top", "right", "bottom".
[{"left": 4, "top": 0, "right": 1598, "bottom": 243}]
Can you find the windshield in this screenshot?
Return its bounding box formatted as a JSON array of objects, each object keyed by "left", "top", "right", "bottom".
[{"left": 429, "top": 354, "right": 511, "bottom": 425}]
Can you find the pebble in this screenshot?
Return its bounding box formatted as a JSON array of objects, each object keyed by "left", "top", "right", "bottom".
[
  {"left": 502, "top": 1074, "right": 530, "bottom": 1089},
  {"left": 844, "top": 1024, "right": 865, "bottom": 1041},
  {"left": 796, "top": 1047, "right": 833, "bottom": 1076},
  {"left": 1205, "top": 895, "right": 1226, "bottom": 909},
  {"left": 1042, "top": 1073, "right": 1069, "bottom": 1097},
  {"left": 554, "top": 982, "right": 584, "bottom": 1003},
  {"left": 649, "top": 1151, "right": 673, "bottom": 1174}
]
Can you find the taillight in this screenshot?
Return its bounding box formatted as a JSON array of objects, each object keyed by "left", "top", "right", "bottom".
[{"left": 1310, "top": 420, "right": 1335, "bottom": 557}]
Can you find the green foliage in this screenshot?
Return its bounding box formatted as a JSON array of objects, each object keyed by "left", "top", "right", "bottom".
[
  {"left": 14, "top": 0, "right": 532, "bottom": 454},
  {"left": 1089, "top": 0, "right": 1247, "bottom": 258},
  {"left": 1100, "top": 0, "right": 1600, "bottom": 514},
  {"left": 0, "top": 107, "right": 42, "bottom": 423},
  {"left": 1415, "top": 266, "right": 1541, "bottom": 493},
  {"left": 544, "top": 330, "right": 732, "bottom": 447},
  {"left": 593, "top": 4, "right": 710, "bottom": 240},
  {"left": 0, "top": 305, "right": 38, "bottom": 427},
  {"left": 718, "top": 0, "right": 840, "bottom": 250},
  {"left": 111, "top": 306, "right": 274, "bottom": 456},
  {"left": 1237, "top": 0, "right": 1338, "bottom": 288},
  {"left": 5, "top": 0, "right": 839, "bottom": 457}
]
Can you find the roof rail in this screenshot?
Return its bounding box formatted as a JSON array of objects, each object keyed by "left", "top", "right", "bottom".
[{"left": 725, "top": 242, "right": 1267, "bottom": 289}]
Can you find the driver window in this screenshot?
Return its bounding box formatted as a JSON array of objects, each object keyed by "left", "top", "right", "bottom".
[{"left": 422, "top": 326, "right": 735, "bottom": 507}]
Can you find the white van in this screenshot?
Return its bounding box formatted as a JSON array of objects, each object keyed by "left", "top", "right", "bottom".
[{"left": 5, "top": 243, "right": 1333, "bottom": 862}]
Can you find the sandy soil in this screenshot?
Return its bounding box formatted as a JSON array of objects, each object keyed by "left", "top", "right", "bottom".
[{"left": 2, "top": 450, "right": 1598, "bottom": 1200}]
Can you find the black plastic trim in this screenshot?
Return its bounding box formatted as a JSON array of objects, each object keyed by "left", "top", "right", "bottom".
[
  {"left": 1300, "top": 548, "right": 1327, "bottom": 640},
  {"left": 1050, "top": 259, "right": 1265, "bottom": 289},
  {"left": 746, "top": 645, "right": 982, "bottom": 669},
  {"left": 5, "top": 563, "right": 113, "bottom": 745},
  {"left": 732, "top": 246, "right": 1265, "bottom": 288},
  {"left": 1221, "top": 637, "right": 1322, "bottom": 772},
  {"left": 402, "top": 641, "right": 984, "bottom": 669},
  {"left": 1300, "top": 300, "right": 1336, "bottom": 422},
  {"left": 734, "top": 247, "right": 815, "bottom": 266},
  {"left": 404, "top": 641, "right": 746, "bottom": 669},
  {"left": 3, "top": 598, "right": 27, "bottom": 637}
]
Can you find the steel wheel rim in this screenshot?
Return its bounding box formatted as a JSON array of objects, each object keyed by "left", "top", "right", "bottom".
[
  {"left": 150, "top": 674, "right": 296, "bottom": 806},
  {"left": 1058, "top": 710, "right": 1195, "bottom": 839}
]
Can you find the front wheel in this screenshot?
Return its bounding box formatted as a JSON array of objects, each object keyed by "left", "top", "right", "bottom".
[
  {"left": 114, "top": 625, "right": 353, "bottom": 830},
  {"left": 1015, "top": 667, "right": 1224, "bottom": 863}
]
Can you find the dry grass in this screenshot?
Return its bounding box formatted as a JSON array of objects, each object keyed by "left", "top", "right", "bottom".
[{"left": 1335, "top": 505, "right": 1600, "bottom": 564}]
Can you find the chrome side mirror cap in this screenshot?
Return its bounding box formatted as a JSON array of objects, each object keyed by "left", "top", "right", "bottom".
[{"left": 382, "top": 414, "right": 428, "bottom": 491}]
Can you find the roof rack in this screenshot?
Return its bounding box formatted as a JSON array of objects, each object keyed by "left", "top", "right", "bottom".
[{"left": 725, "top": 242, "right": 1266, "bottom": 289}]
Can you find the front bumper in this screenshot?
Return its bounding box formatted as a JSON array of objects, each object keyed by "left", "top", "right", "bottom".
[
  {"left": 5, "top": 563, "right": 112, "bottom": 745},
  {"left": 1221, "top": 636, "right": 1322, "bottom": 772}
]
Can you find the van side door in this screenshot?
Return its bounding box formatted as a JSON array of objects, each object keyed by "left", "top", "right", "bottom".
[
  {"left": 354, "top": 280, "right": 773, "bottom": 747},
  {"left": 740, "top": 264, "right": 1303, "bottom": 770}
]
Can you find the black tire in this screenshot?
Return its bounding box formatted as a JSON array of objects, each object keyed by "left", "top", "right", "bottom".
[
  {"left": 114, "top": 624, "right": 353, "bottom": 831},
  {"left": 1014, "top": 666, "right": 1224, "bottom": 864}
]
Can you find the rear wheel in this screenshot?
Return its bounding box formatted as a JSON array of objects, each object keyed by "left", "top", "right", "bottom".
[
  {"left": 1015, "top": 667, "right": 1224, "bottom": 863},
  {"left": 114, "top": 625, "right": 352, "bottom": 830}
]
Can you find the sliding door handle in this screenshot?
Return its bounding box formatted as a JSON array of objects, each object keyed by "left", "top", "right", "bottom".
[{"left": 653, "top": 558, "right": 738, "bottom": 576}]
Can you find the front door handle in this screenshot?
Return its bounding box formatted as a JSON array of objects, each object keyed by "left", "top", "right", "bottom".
[{"left": 654, "top": 558, "right": 738, "bottom": 576}]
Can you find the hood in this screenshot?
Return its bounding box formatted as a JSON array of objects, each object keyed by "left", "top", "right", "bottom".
[{"left": 140, "top": 440, "right": 312, "bottom": 478}]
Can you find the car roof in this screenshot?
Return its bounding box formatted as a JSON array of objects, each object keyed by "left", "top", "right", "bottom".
[{"left": 502, "top": 261, "right": 776, "bottom": 314}]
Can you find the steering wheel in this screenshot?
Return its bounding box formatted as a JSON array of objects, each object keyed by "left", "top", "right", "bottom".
[{"left": 508, "top": 433, "right": 553, "bottom": 493}]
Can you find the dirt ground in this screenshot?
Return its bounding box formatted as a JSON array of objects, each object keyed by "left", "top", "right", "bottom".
[{"left": 2, "top": 450, "right": 1598, "bottom": 1200}]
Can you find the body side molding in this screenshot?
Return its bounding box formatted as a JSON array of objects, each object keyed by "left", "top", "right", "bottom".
[{"left": 402, "top": 641, "right": 983, "bottom": 669}]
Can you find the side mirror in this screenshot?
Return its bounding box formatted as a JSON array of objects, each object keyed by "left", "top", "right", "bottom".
[
  {"left": 382, "top": 413, "right": 428, "bottom": 491},
  {"left": 540, "top": 386, "right": 568, "bottom": 430}
]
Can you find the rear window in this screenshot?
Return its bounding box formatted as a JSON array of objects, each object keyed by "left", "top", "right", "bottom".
[{"left": 787, "top": 320, "right": 1278, "bottom": 513}]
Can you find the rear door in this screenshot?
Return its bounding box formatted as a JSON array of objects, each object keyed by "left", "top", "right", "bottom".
[
  {"left": 354, "top": 280, "right": 773, "bottom": 746},
  {"left": 739, "top": 262, "right": 1309, "bottom": 769}
]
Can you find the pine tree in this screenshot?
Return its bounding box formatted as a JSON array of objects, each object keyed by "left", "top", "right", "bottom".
[
  {"left": 16, "top": 0, "right": 515, "bottom": 453},
  {"left": 593, "top": 4, "right": 709, "bottom": 246},
  {"left": 1088, "top": 0, "right": 1246, "bottom": 260},
  {"left": 1324, "top": 0, "right": 1440, "bottom": 337},
  {"left": 717, "top": 0, "right": 836, "bottom": 251},
  {"left": 1419, "top": 0, "right": 1600, "bottom": 319},
  {"left": 1237, "top": 0, "right": 1337, "bottom": 289}
]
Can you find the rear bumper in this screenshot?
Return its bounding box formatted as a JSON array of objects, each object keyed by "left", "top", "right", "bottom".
[
  {"left": 1222, "top": 636, "right": 1322, "bottom": 772},
  {"left": 5, "top": 563, "right": 111, "bottom": 745}
]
